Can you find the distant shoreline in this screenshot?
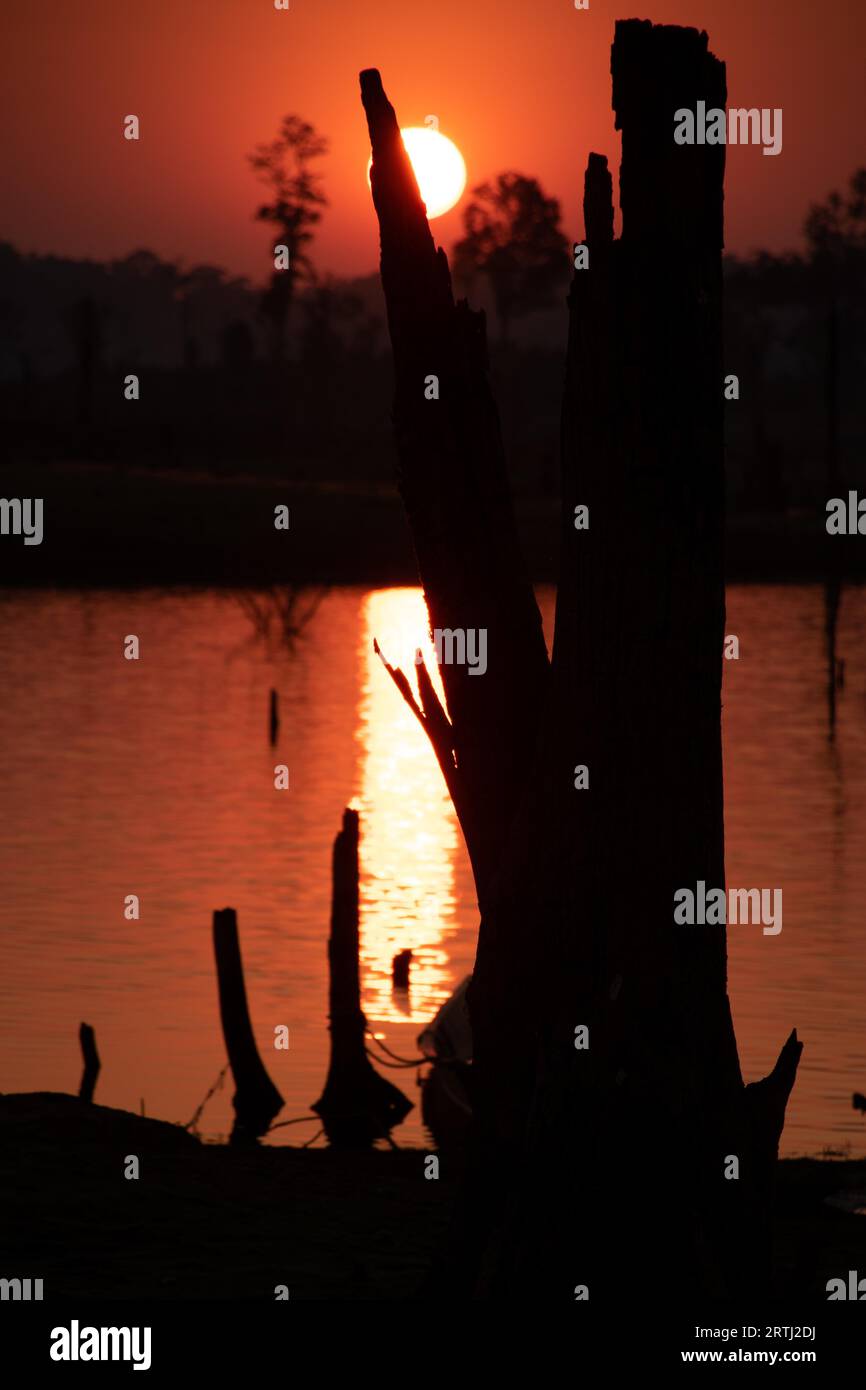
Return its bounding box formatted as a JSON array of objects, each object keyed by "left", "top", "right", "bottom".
[{"left": 1, "top": 459, "right": 861, "bottom": 588}]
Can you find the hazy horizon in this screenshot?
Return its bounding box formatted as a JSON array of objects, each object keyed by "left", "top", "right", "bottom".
[{"left": 4, "top": 0, "right": 864, "bottom": 284}]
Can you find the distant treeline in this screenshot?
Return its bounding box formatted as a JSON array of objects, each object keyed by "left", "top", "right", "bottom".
[
  {"left": 0, "top": 224, "right": 864, "bottom": 510},
  {"left": 725, "top": 248, "right": 866, "bottom": 513},
  {"left": 0, "top": 242, "right": 391, "bottom": 378}
]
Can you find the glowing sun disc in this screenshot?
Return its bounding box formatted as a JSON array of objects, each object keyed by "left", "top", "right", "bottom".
[{"left": 367, "top": 126, "right": 467, "bottom": 219}]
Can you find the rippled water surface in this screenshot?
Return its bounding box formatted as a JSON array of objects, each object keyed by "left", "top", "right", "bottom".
[{"left": 1, "top": 584, "right": 864, "bottom": 1154}]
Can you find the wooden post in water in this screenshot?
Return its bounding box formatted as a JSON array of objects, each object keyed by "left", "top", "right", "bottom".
[
  {"left": 78, "top": 1022, "right": 100, "bottom": 1103},
  {"left": 313, "top": 809, "right": 413, "bottom": 1146},
  {"left": 269, "top": 688, "right": 279, "bottom": 745},
  {"left": 213, "top": 908, "right": 284, "bottom": 1143},
  {"left": 823, "top": 300, "right": 843, "bottom": 738},
  {"left": 392, "top": 949, "right": 412, "bottom": 989}
]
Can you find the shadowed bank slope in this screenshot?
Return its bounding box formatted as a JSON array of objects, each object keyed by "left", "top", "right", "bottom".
[
  {"left": 1, "top": 1093, "right": 864, "bottom": 1300},
  {"left": 0, "top": 1093, "right": 453, "bottom": 1300}
]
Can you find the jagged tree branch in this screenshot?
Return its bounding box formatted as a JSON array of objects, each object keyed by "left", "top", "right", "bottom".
[{"left": 360, "top": 68, "right": 549, "bottom": 902}]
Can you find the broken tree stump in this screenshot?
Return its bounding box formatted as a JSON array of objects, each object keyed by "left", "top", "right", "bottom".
[
  {"left": 358, "top": 26, "right": 801, "bottom": 1300},
  {"left": 78, "top": 1022, "right": 100, "bottom": 1103},
  {"left": 213, "top": 907, "right": 284, "bottom": 1144},
  {"left": 313, "top": 809, "right": 412, "bottom": 1147}
]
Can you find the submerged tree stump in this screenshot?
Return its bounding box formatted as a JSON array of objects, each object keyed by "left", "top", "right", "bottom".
[
  {"left": 392, "top": 949, "right": 412, "bottom": 989},
  {"left": 78, "top": 1023, "right": 100, "bottom": 1104},
  {"left": 213, "top": 908, "right": 284, "bottom": 1144},
  {"left": 313, "top": 809, "right": 412, "bottom": 1147}
]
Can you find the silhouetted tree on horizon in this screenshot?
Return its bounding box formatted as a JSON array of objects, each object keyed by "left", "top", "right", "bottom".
[
  {"left": 452, "top": 172, "right": 569, "bottom": 343},
  {"left": 805, "top": 167, "right": 866, "bottom": 265},
  {"left": 248, "top": 115, "right": 329, "bottom": 364}
]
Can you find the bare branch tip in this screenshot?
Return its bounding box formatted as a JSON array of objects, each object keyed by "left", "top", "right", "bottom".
[{"left": 359, "top": 69, "right": 383, "bottom": 99}]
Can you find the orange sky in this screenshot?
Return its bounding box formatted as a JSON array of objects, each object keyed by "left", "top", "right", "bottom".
[{"left": 3, "top": 0, "right": 864, "bottom": 284}]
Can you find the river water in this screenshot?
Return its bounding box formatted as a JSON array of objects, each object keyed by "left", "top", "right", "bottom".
[{"left": 1, "top": 583, "right": 864, "bottom": 1155}]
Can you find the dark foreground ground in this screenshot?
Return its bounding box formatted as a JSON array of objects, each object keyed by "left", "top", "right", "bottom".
[
  {"left": 2, "top": 1093, "right": 865, "bottom": 1300},
  {"left": 0, "top": 1094, "right": 454, "bottom": 1300}
]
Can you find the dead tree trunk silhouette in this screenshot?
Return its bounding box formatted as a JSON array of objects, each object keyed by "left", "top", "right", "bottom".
[
  {"left": 213, "top": 908, "right": 284, "bottom": 1143},
  {"left": 313, "top": 808, "right": 413, "bottom": 1146},
  {"left": 361, "top": 18, "right": 801, "bottom": 1301}
]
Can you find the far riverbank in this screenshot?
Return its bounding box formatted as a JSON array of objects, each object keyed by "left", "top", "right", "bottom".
[{"left": 0, "top": 460, "right": 859, "bottom": 588}]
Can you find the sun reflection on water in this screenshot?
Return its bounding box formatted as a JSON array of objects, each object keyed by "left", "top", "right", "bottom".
[{"left": 356, "top": 589, "right": 461, "bottom": 1023}]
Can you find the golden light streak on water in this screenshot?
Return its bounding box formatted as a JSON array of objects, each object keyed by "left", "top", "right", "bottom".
[{"left": 355, "top": 589, "right": 461, "bottom": 1023}]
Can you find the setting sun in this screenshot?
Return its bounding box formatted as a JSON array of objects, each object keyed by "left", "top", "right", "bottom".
[{"left": 367, "top": 126, "right": 467, "bottom": 219}]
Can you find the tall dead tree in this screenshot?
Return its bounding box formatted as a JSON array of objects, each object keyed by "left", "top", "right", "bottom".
[{"left": 361, "top": 18, "right": 800, "bottom": 1302}]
